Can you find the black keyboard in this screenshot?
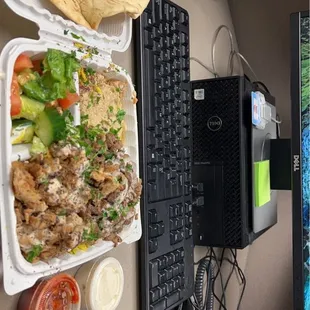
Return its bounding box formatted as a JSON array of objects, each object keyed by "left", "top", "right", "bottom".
[{"left": 135, "top": 0, "right": 194, "bottom": 309}]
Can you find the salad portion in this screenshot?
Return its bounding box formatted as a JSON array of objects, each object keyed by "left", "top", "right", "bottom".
[
  {"left": 9, "top": 49, "right": 141, "bottom": 263},
  {"left": 10, "top": 50, "right": 80, "bottom": 152}
]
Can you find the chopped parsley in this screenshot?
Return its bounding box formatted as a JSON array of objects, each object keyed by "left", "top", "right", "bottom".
[
  {"left": 71, "top": 32, "right": 86, "bottom": 42},
  {"left": 85, "top": 66, "right": 96, "bottom": 76},
  {"left": 41, "top": 177, "right": 49, "bottom": 185},
  {"left": 116, "top": 109, "right": 126, "bottom": 124},
  {"left": 128, "top": 201, "right": 138, "bottom": 208},
  {"left": 109, "top": 210, "right": 119, "bottom": 221},
  {"left": 64, "top": 29, "right": 69, "bottom": 35},
  {"left": 126, "top": 163, "right": 133, "bottom": 172},
  {"left": 109, "top": 127, "right": 122, "bottom": 136},
  {"left": 108, "top": 106, "right": 114, "bottom": 113},
  {"left": 26, "top": 245, "right": 43, "bottom": 263},
  {"left": 82, "top": 227, "right": 99, "bottom": 242},
  {"left": 57, "top": 209, "right": 67, "bottom": 216},
  {"left": 115, "top": 87, "right": 121, "bottom": 92}
]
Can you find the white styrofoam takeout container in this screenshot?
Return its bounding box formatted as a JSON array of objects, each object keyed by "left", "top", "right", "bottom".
[{"left": 0, "top": 0, "right": 141, "bottom": 295}]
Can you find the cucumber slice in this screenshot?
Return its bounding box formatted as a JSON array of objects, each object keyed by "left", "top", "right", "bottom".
[
  {"left": 12, "top": 96, "right": 45, "bottom": 121},
  {"left": 30, "top": 136, "right": 47, "bottom": 155},
  {"left": 11, "top": 119, "right": 34, "bottom": 145},
  {"left": 34, "top": 108, "right": 66, "bottom": 146}
]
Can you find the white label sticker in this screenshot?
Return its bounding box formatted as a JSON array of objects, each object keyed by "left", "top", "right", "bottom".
[{"left": 194, "top": 89, "right": 205, "bottom": 100}]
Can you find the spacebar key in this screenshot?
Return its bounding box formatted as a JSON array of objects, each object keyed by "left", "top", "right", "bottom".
[
  {"left": 166, "top": 290, "right": 180, "bottom": 308},
  {"left": 150, "top": 298, "right": 166, "bottom": 310}
]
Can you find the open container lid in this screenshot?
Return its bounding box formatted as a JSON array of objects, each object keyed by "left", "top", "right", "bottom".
[
  {"left": 3, "top": 0, "right": 132, "bottom": 57},
  {"left": 0, "top": 0, "right": 140, "bottom": 296}
]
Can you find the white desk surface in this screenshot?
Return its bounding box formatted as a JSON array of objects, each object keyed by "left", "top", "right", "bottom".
[{"left": 0, "top": 1, "right": 249, "bottom": 309}]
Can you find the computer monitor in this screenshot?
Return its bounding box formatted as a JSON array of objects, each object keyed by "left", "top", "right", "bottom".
[{"left": 291, "top": 10, "right": 310, "bottom": 310}]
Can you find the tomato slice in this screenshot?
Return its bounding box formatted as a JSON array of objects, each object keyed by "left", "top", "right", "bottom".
[
  {"left": 11, "top": 73, "right": 21, "bottom": 116},
  {"left": 58, "top": 92, "right": 80, "bottom": 110},
  {"left": 11, "top": 93, "right": 22, "bottom": 116},
  {"left": 14, "top": 54, "right": 33, "bottom": 73},
  {"left": 32, "top": 59, "right": 43, "bottom": 75}
]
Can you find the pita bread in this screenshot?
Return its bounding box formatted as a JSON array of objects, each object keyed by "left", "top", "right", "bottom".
[{"left": 50, "top": 0, "right": 150, "bottom": 30}]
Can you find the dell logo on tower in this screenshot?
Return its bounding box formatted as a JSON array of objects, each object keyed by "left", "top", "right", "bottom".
[{"left": 207, "top": 116, "right": 222, "bottom": 131}]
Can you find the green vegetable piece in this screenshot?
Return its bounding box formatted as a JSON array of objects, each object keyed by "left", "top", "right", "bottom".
[
  {"left": 82, "top": 227, "right": 99, "bottom": 242},
  {"left": 17, "top": 69, "right": 36, "bottom": 86},
  {"left": 12, "top": 96, "right": 45, "bottom": 121},
  {"left": 44, "top": 49, "right": 66, "bottom": 82},
  {"left": 65, "top": 56, "right": 80, "bottom": 92},
  {"left": 57, "top": 209, "right": 67, "bottom": 216},
  {"left": 30, "top": 136, "right": 47, "bottom": 155},
  {"left": 26, "top": 244, "right": 42, "bottom": 263},
  {"left": 126, "top": 163, "right": 133, "bottom": 172},
  {"left": 109, "top": 210, "right": 119, "bottom": 221},
  {"left": 34, "top": 108, "right": 66, "bottom": 146},
  {"left": 22, "top": 79, "right": 50, "bottom": 102},
  {"left": 11, "top": 119, "right": 34, "bottom": 145},
  {"left": 116, "top": 109, "right": 126, "bottom": 123}
]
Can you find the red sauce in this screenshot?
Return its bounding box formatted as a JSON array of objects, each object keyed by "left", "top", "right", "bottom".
[{"left": 18, "top": 273, "right": 80, "bottom": 310}]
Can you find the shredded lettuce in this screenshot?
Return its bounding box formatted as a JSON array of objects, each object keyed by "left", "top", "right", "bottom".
[{"left": 22, "top": 49, "right": 80, "bottom": 103}]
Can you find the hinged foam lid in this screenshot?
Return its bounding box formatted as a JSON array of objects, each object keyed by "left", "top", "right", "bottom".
[{"left": 4, "top": 0, "right": 132, "bottom": 55}]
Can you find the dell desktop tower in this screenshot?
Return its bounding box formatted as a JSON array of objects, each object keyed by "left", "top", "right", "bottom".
[{"left": 191, "top": 76, "right": 276, "bottom": 249}]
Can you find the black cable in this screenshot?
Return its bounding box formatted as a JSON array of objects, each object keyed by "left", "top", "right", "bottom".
[
  {"left": 220, "top": 249, "right": 235, "bottom": 307},
  {"left": 253, "top": 81, "right": 270, "bottom": 94},
  {"left": 209, "top": 248, "right": 227, "bottom": 310},
  {"left": 230, "top": 249, "right": 246, "bottom": 310}
]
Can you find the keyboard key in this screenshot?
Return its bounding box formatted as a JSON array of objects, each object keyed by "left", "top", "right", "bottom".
[
  {"left": 149, "top": 209, "right": 158, "bottom": 224},
  {"left": 178, "top": 262, "right": 185, "bottom": 275},
  {"left": 150, "top": 299, "right": 166, "bottom": 310},
  {"left": 166, "top": 280, "right": 173, "bottom": 294},
  {"left": 166, "top": 267, "right": 173, "bottom": 280},
  {"left": 144, "top": 12, "right": 153, "bottom": 30},
  {"left": 149, "top": 224, "right": 159, "bottom": 238},
  {"left": 160, "top": 283, "right": 167, "bottom": 297},
  {"left": 180, "top": 11, "right": 189, "bottom": 25},
  {"left": 166, "top": 290, "right": 180, "bottom": 308},
  {"left": 158, "top": 221, "right": 165, "bottom": 236},
  {"left": 167, "top": 253, "right": 174, "bottom": 266},
  {"left": 150, "top": 288, "right": 160, "bottom": 303},
  {"left": 150, "top": 260, "right": 159, "bottom": 288},
  {"left": 144, "top": 30, "right": 153, "bottom": 48},
  {"left": 149, "top": 238, "right": 158, "bottom": 254},
  {"left": 185, "top": 227, "right": 193, "bottom": 239},
  {"left": 148, "top": 182, "right": 158, "bottom": 201},
  {"left": 172, "top": 264, "right": 179, "bottom": 277},
  {"left": 185, "top": 202, "right": 192, "bottom": 213},
  {"left": 159, "top": 270, "right": 167, "bottom": 285},
  {"left": 152, "top": 0, "right": 162, "bottom": 25},
  {"left": 158, "top": 257, "right": 167, "bottom": 270}
]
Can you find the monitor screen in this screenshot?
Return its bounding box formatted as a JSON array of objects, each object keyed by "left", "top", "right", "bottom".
[{"left": 291, "top": 11, "right": 310, "bottom": 310}]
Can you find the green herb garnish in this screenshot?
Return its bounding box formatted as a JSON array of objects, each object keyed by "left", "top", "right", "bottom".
[
  {"left": 108, "top": 106, "right": 114, "bottom": 113},
  {"left": 85, "top": 66, "right": 96, "bottom": 76},
  {"left": 128, "top": 201, "right": 138, "bottom": 208},
  {"left": 109, "top": 210, "right": 119, "bottom": 221},
  {"left": 116, "top": 109, "right": 126, "bottom": 124},
  {"left": 57, "top": 209, "right": 67, "bottom": 216},
  {"left": 41, "top": 177, "right": 49, "bottom": 185},
  {"left": 71, "top": 32, "right": 86, "bottom": 42},
  {"left": 26, "top": 245, "right": 43, "bottom": 263},
  {"left": 82, "top": 226, "right": 99, "bottom": 242},
  {"left": 64, "top": 30, "right": 69, "bottom": 35},
  {"left": 126, "top": 164, "right": 133, "bottom": 172}
]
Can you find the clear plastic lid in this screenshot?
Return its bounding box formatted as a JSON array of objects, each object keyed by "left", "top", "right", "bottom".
[{"left": 4, "top": 0, "right": 132, "bottom": 54}]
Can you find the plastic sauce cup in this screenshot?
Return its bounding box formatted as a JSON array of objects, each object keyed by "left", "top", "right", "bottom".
[
  {"left": 75, "top": 257, "right": 124, "bottom": 310},
  {"left": 17, "top": 273, "right": 81, "bottom": 310}
]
